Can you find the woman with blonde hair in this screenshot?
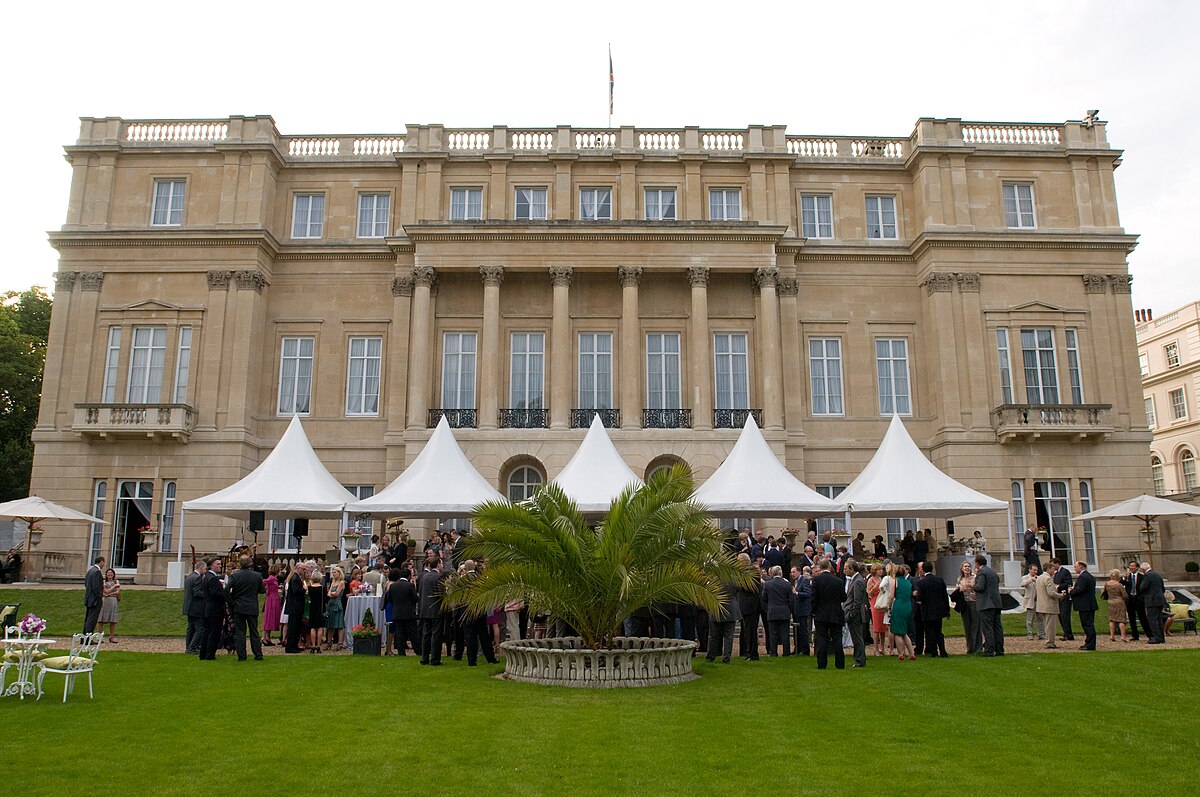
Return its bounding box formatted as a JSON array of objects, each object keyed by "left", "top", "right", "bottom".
[
  {"left": 878, "top": 562, "right": 897, "bottom": 655},
  {"left": 891, "top": 564, "right": 916, "bottom": 660},
  {"left": 1102, "top": 568, "right": 1130, "bottom": 642},
  {"left": 956, "top": 559, "right": 981, "bottom": 654},
  {"left": 326, "top": 566, "right": 346, "bottom": 649},
  {"left": 867, "top": 563, "right": 886, "bottom": 656}
]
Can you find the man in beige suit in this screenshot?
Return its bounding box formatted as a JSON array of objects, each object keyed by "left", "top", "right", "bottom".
[{"left": 1035, "top": 559, "right": 1066, "bottom": 648}]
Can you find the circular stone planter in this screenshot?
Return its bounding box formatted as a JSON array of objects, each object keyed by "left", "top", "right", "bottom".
[{"left": 498, "top": 636, "right": 697, "bottom": 688}]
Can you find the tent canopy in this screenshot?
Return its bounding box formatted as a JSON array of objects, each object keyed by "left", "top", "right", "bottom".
[
  {"left": 692, "top": 415, "right": 845, "bottom": 517},
  {"left": 346, "top": 416, "right": 504, "bottom": 519},
  {"left": 838, "top": 415, "right": 1008, "bottom": 518},
  {"left": 182, "top": 416, "right": 357, "bottom": 520},
  {"left": 551, "top": 414, "right": 643, "bottom": 514}
]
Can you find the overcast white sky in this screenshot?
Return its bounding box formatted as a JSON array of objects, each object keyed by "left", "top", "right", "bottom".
[{"left": 2, "top": 0, "right": 1196, "bottom": 314}]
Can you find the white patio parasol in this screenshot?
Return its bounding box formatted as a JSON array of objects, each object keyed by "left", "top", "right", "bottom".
[{"left": 0, "top": 495, "right": 107, "bottom": 554}]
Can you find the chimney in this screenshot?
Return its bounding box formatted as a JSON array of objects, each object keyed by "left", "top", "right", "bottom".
[{"left": 1135, "top": 308, "right": 1154, "bottom": 323}]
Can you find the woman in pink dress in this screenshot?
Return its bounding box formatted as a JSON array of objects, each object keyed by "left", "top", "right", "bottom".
[{"left": 262, "top": 564, "right": 282, "bottom": 646}]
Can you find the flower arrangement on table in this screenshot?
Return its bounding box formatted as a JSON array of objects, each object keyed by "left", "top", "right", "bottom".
[
  {"left": 18, "top": 613, "right": 46, "bottom": 635},
  {"left": 355, "top": 582, "right": 375, "bottom": 596},
  {"left": 351, "top": 608, "right": 381, "bottom": 639}
]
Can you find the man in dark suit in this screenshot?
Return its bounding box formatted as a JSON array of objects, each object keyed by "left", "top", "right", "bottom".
[
  {"left": 182, "top": 560, "right": 207, "bottom": 654},
  {"left": 1121, "top": 561, "right": 1148, "bottom": 641},
  {"left": 705, "top": 582, "right": 741, "bottom": 664},
  {"left": 417, "top": 559, "right": 447, "bottom": 665},
  {"left": 83, "top": 556, "right": 105, "bottom": 633},
  {"left": 761, "top": 566, "right": 792, "bottom": 657},
  {"left": 972, "top": 555, "right": 1004, "bottom": 656},
  {"left": 227, "top": 555, "right": 265, "bottom": 661},
  {"left": 915, "top": 562, "right": 950, "bottom": 657},
  {"left": 810, "top": 559, "right": 846, "bottom": 670},
  {"left": 1053, "top": 559, "right": 1075, "bottom": 641},
  {"left": 198, "top": 558, "right": 228, "bottom": 660},
  {"left": 790, "top": 565, "right": 812, "bottom": 656},
  {"left": 736, "top": 556, "right": 762, "bottom": 660},
  {"left": 283, "top": 564, "right": 308, "bottom": 653},
  {"left": 383, "top": 567, "right": 419, "bottom": 655},
  {"left": 1139, "top": 563, "right": 1167, "bottom": 644},
  {"left": 1023, "top": 528, "right": 1041, "bottom": 569},
  {"left": 841, "top": 561, "right": 869, "bottom": 667},
  {"left": 449, "top": 529, "right": 468, "bottom": 569},
  {"left": 1070, "top": 562, "right": 1098, "bottom": 650}
]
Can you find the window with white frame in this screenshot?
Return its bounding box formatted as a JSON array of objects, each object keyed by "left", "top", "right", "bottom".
[
  {"left": 885, "top": 518, "right": 918, "bottom": 551},
  {"left": 291, "top": 194, "right": 325, "bottom": 239},
  {"left": 102, "top": 327, "right": 122, "bottom": 403},
  {"left": 151, "top": 179, "right": 186, "bottom": 226},
  {"left": 346, "top": 337, "right": 382, "bottom": 415},
  {"left": 507, "top": 466, "right": 544, "bottom": 502},
  {"left": 1170, "top": 387, "right": 1188, "bottom": 421},
  {"left": 1145, "top": 397, "right": 1156, "bottom": 428},
  {"left": 1011, "top": 481, "right": 1026, "bottom": 541},
  {"left": 815, "top": 485, "right": 847, "bottom": 535},
  {"left": 1003, "top": 183, "right": 1036, "bottom": 229},
  {"left": 450, "top": 188, "right": 484, "bottom": 221},
  {"left": 801, "top": 194, "right": 834, "bottom": 239},
  {"left": 160, "top": 480, "right": 176, "bottom": 552},
  {"left": 269, "top": 519, "right": 302, "bottom": 553},
  {"left": 644, "top": 188, "right": 677, "bottom": 221},
  {"left": 809, "top": 338, "right": 844, "bottom": 416},
  {"left": 278, "top": 337, "right": 315, "bottom": 415},
  {"left": 996, "top": 328, "right": 1014, "bottom": 404},
  {"left": 1139, "top": 352, "right": 1150, "bottom": 378},
  {"left": 1078, "top": 479, "right": 1097, "bottom": 567},
  {"left": 876, "top": 338, "right": 911, "bottom": 415},
  {"left": 510, "top": 332, "right": 545, "bottom": 409},
  {"left": 1151, "top": 456, "right": 1165, "bottom": 496},
  {"left": 578, "top": 332, "right": 613, "bottom": 408},
  {"left": 441, "top": 332, "right": 477, "bottom": 409},
  {"left": 1182, "top": 450, "right": 1198, "bottom": 492},
  {"left": 1065, "top": 328, "right": 1083, "bottom": 404},
  {"left": 515, "top": 188, "right": 548, "bottom": 221},
  {"left": 89, "top": 480, "right": 107, "bottom": 563},
  {"left": 1020, "top": 328, "right": 1059, "bottom": 405},
  {"left": 126, "top": 326, "right": 167, "bottom": 403},
  {"left": 580, "top": 188, "right": 613, "bottom": 221},
  {"left": 865, "top": 195, "right": 897, "bottom": 239},
  {"left": 646, "top": 333, "right": 681, "bottom": 409},
  {"left": 709, "top": 189, "right": 742, "bottom": 221},
  {"left": 174, "top": 327, "right": 192, "bottom": 404},
  {"left": 1165, "top": 342, "right": 1181, "bottom": 369},
  {"left": 357, "top": 193, "right": 390, "bottom": 238},
  {"left": 713, "top": 333, "right": 749, "bottom": 409}
]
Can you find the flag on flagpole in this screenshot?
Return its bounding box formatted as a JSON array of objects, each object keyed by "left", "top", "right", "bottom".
[{"left": 608, "top": 44, "right": 614, "bottom": 126}]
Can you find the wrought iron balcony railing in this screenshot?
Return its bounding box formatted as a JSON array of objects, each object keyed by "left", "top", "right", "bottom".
[
  {"left": 713, "top": 408, "right": 763, "bottom": 429},
  {"left": 642, "top": 408, "right": 693, "bottom": 429},
  {"left": 428, "top": 408, "right": 478, "bottom": 429},
  {"left": 571, "top": 408, "right": 621, "bottom": 428},
  {"left": 499, "top": 408, "right": 550, "bottom": 429},
  {"left": 991, "top": 403, "right": 1113, "bottom": 443}
]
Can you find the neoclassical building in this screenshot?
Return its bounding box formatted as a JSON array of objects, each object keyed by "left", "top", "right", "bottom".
[
  {"left": 30, "top": 113, "right": 1153, "bottom": 582},
  {"left": 1138, "top": 300, "right": 1200, "bottom": 496}
]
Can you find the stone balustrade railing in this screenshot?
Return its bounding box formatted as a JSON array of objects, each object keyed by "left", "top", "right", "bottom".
[{"left": 500, "top": 636, "right": 698, "bottom": 688}]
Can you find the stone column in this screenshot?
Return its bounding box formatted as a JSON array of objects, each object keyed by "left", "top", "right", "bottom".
[
  {"left": 226, "top": 270, "right": 268, "bottom": 433},
  {"left": 755, "top": 267, "right": 784, "bottom": 429},
  {"left": 688, "top": 267, "right": 712, "bottom": 430},
  {"left": 70, "top": 273, "right": 105, "bottom": 405},
  {"left": 549, "top": 267, "right": 573, "bottom": 430},
  {"left": 778, "top": 277, "right": 803, "bottom": 427},
  {"left": 36, "top": 271, "right": 76, "bottom": 429},
  {"left": 387, "top": 275, "right": 413, "bottom": 432},
  {"left": 197, "top": 270, "right": 232, "bottom": 430},
  {"left": 919, "top": 272, "right": 962, "bottom": 424},
  {"left": 479, "top": 266, "right": 504, "bottom": 430},
  {"left": 406, "top": 266, "right": 437, "bottom": 429},
  {"left": 619, "top": 266, "right": 643, "bottom": 428}
]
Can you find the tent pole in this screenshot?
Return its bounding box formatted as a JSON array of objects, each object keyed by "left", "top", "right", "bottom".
[
  {"left": 844, "top": 511, "right": 852, "bottom": 535},
  {"left": 340, "top": 510, "right": 349, "bottom": 559},
  {"left": 178, "top": 509, "right": 185, "bottom": 562},
  {"left": 1006, "top": 507, "right": 1014, "bottom": 562}
]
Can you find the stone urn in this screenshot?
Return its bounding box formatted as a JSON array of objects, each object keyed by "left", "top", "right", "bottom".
[
  {"left": 26, "top": 526, "right": 43, "bottom": 549},
  {"left": 140, "top": 527, "right": 159, "bottom": 552}
]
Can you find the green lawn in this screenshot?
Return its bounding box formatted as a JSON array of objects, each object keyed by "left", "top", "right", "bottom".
[
  {"left": 2, "top": 649, "right": 1196, "bottom": 794},
  {"left": 0, "top": 588, "right": 185, "bottom": 636}
]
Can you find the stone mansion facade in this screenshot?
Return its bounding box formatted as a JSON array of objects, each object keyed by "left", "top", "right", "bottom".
[{"left": 29, "top": 113, "right": 1152, "bottom": 581}]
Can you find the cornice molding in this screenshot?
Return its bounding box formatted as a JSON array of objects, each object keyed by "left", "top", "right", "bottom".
[{"left": 48, "top": 228, "right": 281, "bottom": 257}]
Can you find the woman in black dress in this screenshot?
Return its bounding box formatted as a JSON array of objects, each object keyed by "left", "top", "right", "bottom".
[{"left": 307, "top": 570, "right": 326, "bottom": 653}]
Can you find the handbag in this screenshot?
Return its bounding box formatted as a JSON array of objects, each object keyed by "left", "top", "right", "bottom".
[{"left": 874, "top": 590, "right": 891, "bottom": 611}]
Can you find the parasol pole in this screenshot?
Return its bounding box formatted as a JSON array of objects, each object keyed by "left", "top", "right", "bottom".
[{"left": 1007, "top": 507, "right": 1015, "bottom": 562}]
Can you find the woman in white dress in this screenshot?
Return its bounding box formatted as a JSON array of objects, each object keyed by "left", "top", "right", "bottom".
[{"left": 877, "top": 563, "right": 897, "bottom": 656}]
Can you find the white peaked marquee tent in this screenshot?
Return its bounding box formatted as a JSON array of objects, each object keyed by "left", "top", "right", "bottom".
[
  {"left": 180, "top": 415, "right": 359, "bottom": 559},
  {"left": 346, "top": 416, "right": 504, "bottom": 518},
  {"left": 692, "top": 415, "right": 845, "bottom": 517},
  {"left": 551, "top": 414, "right": 643, "bottom": 514}
]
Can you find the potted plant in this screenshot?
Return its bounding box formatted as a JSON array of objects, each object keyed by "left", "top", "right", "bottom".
[
  {"left": 351, "top": 607, "right": 381, "bottom": 655},
  {"left": 1185, "top": 561, "right": 1199, "bottom": 581}
]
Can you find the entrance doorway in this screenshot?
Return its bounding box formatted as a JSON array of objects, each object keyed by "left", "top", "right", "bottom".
[{"left": 113, "top": 480, "right": 153, "bottom": 570}]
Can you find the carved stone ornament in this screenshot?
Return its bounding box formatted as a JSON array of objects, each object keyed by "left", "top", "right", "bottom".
[
  {"left": 920, "top": 272, "right": 955, "bottom": 295},
  {"left": 479, "top": 266, "right": 505, "bottom": 287},
  {"left": 53, "top": 271, "right": 77, "bottom": 291},
  {"left": 411, "top": 266, "right": 437, "bottom": 289},
  {"left": 234, "top": 269, "right": 266, "bottom": 292},
  {"left": 955, "top": 272, "right": 981, "bottom": 292},
  {"left": 391, "top": 275, "right": 414, "bottom": 297},
  {"left": 686, "top": 267, "right": 710, "bottom": 288},
  {"left": 206, "top": 270, "right": 233, "bottom": 291},
  {"left": 549, "top": 266, "right": 573, "bottom": 287},
  {"left": 776, "top": 277, "right": 800, "bottom": 297},
  {"left": 1107, "top": 273, "right": 1133, "bottom": 294},
  {"left": 617, "top": 266, "right": 643, "bottom": 288},
  {"left": 1081, "top": 274, "right": 1108, "bottom": 294}
]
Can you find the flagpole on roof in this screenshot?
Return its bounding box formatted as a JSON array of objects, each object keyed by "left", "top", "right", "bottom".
[{"left": 608, "top": 43, "right": 613, "bottom": 128}]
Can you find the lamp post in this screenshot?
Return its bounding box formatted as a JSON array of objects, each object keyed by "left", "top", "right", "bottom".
[{"left": 1139, "top": 523, "right": 1156, "bottom": 568}]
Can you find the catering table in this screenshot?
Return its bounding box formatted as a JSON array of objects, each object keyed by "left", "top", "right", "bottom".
[
  {"left": 3, "top": 638, "right": 55, "bottom": 700},
  {"left": 344, "top": 595, "right": 387, "bottom": 650}
]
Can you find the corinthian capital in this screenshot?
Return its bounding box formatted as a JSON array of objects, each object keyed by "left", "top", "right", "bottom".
[
  {"left": 777, "top": 277, "right": 799, "bottom": 297},
  {"left": 207, "top": 270, "right": 233, "bottom": 291},
  {"left": 391, "top": 276, "right": 414, "bottom": 297},
  {"left": 234, "top": 269, "right": 267, "bottom": 293},
  {"left": 618, "top": 266, "right": 643, "bottom": 288},
  {"left": 687, "top": 267, "right": 710, "bottom": 288},
  {"left": 549, "top": 266, "right": 573, "bottom": 287},
  {"left": 411, "top": 266, "right": 437, "bottom": 289},
  {"left": 753, "top": 267, "right": 779, "bottom": 292},
  {"left": 479, "top": 266, "right": 505, "bottom": 287},
  {"left": 53, "top": 271, "right": 77, "bottom": 292}
]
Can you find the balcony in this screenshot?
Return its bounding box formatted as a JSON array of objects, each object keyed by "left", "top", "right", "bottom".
[
  {"left": 73, "top": 403, "right": 197, "bottom": 443},
  {"left": 714, "top": 408, "right": 763, "bottom": 429},
  {"left": 991, "top": 403, "right": 1114, "bottom": 443},
  {"left": 499, "top": 408, "right": 549, "bottom": 429},
  {"left": 428, "top": 408, "right": 477, "bottom": 429},
  {"left": 572, "top": 409, "right": 621, "bottom": 429},
  {"left": 643, "top": 409, "right": 693, "bottom": 429}
]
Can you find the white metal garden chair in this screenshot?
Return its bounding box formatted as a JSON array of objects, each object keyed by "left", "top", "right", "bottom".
[
  {"left": 0, "top": 626, "right": 21, "bottom": 692},
  {"left": 37, "top": 632, "right": 102, "bottom": 702}
]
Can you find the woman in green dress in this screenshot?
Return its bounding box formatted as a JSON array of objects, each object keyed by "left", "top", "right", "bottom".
[
  {"left": 890, "top": 564, "right": 916, "bottom": 660},
  {"left": 325, "top": 567, "right": 346, "bottom": 648}
]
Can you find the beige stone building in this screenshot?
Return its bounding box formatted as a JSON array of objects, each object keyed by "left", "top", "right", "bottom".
[{"left": 29, "top": 113, "right": 1153, "bottom": 582}]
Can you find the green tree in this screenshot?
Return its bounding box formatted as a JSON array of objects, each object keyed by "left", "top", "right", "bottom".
[
  {"left": 0, "top": 286, "right": 52, "bottom": 501},
  {"left": 449, "top": 464, "right": 753, "bottom": 649}
]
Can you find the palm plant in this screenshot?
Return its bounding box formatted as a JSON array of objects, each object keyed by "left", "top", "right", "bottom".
[{"left": 447, "top": 464, "right": 754, "bottom": 650}]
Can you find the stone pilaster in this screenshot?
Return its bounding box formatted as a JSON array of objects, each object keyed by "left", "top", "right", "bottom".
[
  {"left": 618, "top": 266, "right": 642, "bottom": 428},
  {"left": 688, "top": 267, "right": 712, "bottom": 430},
  {"left": 479, "top": 266, "right": 504, "bottom": 430},
  {"left": 406, "top": 267, "right": 437, "bottom": 429}
]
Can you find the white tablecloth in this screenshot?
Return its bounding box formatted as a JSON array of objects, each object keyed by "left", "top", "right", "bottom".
[{"left": 344, "top": 595, "right": 386, "bottom": 649}]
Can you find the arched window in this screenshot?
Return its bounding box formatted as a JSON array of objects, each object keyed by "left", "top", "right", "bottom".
[
  {"left": 1151, "top": 456, "right": 1165, "bottom": 496},
  {"left": 644, "top": 455, "right": 687, "bottom": 482},
  {"left": 507, "top": 465, "right": 543, "bottom": 502},
  {"left": 1181, "top": 450, "right": 1198, "bottom": 492}
]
